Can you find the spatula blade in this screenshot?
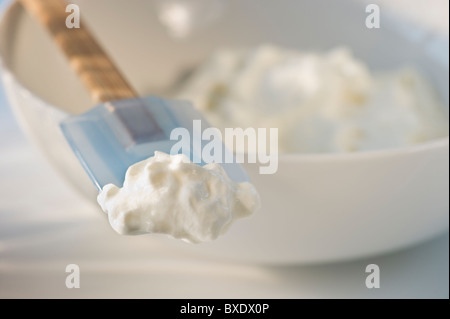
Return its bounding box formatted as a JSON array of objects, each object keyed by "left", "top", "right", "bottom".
[{"left": 60, "top": 96, "right": 249, "bottom": 190}]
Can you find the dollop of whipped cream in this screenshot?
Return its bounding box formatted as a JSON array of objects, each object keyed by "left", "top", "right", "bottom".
[{"left": 97, "top": 152, "right": 260, "bottom": 243}]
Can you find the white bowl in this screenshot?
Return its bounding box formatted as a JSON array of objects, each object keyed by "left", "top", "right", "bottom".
[{"left": 1, "top": 0, "right": 448, "bottom": 263}]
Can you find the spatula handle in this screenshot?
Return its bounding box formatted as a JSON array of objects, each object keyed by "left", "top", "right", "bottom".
[{"left": 19, "top": 0, "right": 138, "bottom": 103}]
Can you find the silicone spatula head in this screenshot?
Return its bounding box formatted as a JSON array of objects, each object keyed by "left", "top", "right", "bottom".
[{"left": 60, "top": 96, "right": 249, "bottom": 190}]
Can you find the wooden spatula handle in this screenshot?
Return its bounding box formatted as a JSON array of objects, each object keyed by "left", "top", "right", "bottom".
[{"left": 19, "top": 0, "right": 138, "bottom": 103}]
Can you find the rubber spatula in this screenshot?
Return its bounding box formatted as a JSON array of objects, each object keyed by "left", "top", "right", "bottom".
[{"left": 19, "top": 0, "right": 248, "bottom": 190}]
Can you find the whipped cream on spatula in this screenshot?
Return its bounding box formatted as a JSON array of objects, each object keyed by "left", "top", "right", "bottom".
[{"left": 97, "top": 152, "right": 260, "bottom": 243}]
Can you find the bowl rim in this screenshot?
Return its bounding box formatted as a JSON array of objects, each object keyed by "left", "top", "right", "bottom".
[{"left": 278, "top": 137, "right": 449, "bottom": 162}]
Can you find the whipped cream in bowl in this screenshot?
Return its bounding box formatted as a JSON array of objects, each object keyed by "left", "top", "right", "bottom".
[{"left": 178, "top": 45, "right": 449, "bottom": 154}]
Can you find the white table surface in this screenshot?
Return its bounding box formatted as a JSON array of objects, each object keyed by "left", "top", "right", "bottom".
[{"left": 1, "top": 0, "right": 448, "bottom": 299}]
